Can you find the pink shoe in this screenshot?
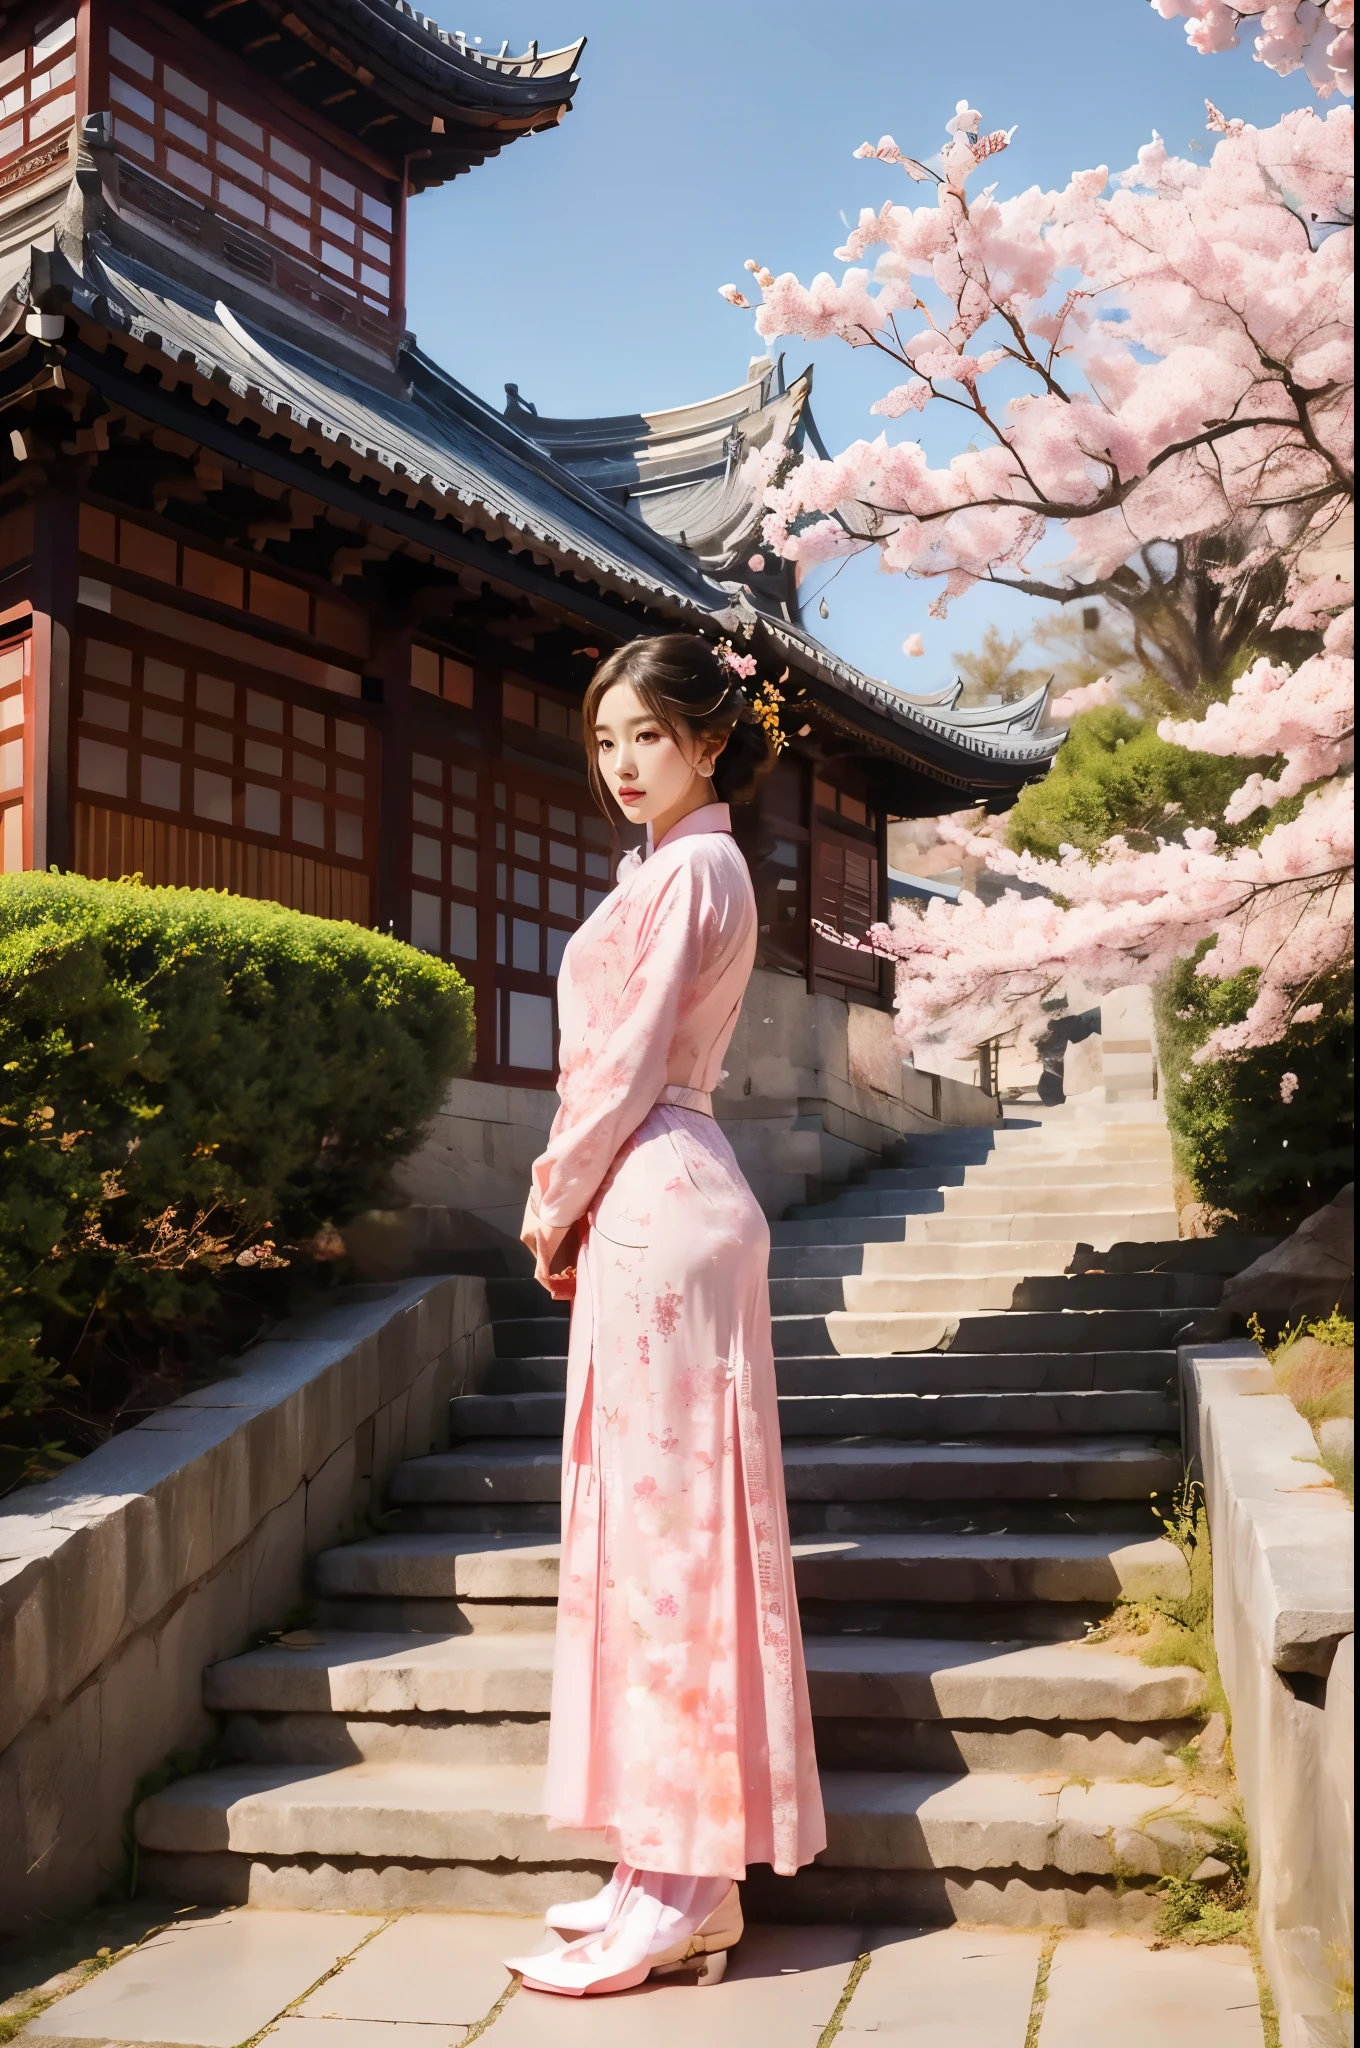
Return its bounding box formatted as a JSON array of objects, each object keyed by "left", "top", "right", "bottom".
[
  {"left": 506, "top": 1872, "right": 742, "bottom": 1996},
  {"left": 544, "top": 1863, "right": 635, "bottom": 1937}
]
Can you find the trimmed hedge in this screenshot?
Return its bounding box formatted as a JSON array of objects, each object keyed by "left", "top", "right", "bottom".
[{"left": 0, "top": 873, "right": 473, "bottom": 1484}]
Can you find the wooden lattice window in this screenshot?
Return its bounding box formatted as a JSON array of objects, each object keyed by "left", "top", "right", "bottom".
[
  {"left": 814, "top": 774, "right": 868, "bottom": 827},
  {"left": 79, "top": 508, "right": 367, "bottom": 686},
  {"left": 812, "top": 828, "right": 880, "bottom": 991},
  {"left": 71, "top": 619, "right": 375, "bottom": 921},
  {"left": 502, "top": 676, "right": 586, "bottom": 746},
  {"left": 0, "top": 12, "right": 75, "bottom": 174},
  {"left": 107, "top": 21, "right": 396, "bottom": 315},
  {"left": 412, "top": 646, "right": 474, "bottom": 708},
  {"left": 738, "top": 753, "right": 808, "bottom": 978},
  {"left": 405, "top": 725, "right": 614, "bottom": 1084}
]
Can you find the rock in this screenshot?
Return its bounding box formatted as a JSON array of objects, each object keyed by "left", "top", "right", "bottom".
[
  {"left": 1221, "top": 1184, "right": 1354, "bottom": 1327},
  {"left": 1190, "top": 1855, "right": 1231, "bottom": 1882},
  {"left": 1197, "top": 1710, "right": 1228, "bottom": 1768}
]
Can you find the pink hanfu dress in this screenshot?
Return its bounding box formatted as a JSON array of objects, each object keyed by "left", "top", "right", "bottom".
[{"left": 530, "top": 802, "right": 826, "bottom": 1880}]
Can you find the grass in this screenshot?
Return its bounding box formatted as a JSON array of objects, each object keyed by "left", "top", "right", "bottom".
[
  {"left": 1084, "top": 1480, "right": 1262, "bottom": 1950},
  {"left": 0, "top": 1905, "right": 203, "bottom": 2046},
  {"left": 1250, "top": 1308, "right": 1354, "bottom": 1501},
  {"left": 815, "top": 1950, "right": 873, "bottom": 2047},
  {"left": 1085, "top": 1478, "right": 1228, "bottom": 1723},
  {"left": 1022, "top": 1931, "right": 1061, "bottom": 2048}
]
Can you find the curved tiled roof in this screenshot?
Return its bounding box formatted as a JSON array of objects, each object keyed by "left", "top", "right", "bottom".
[
  {"left": 54, "top": 243, "right": 1062, "bottom": 787},
  {"left": 157, "top": 1, "right": 584, "bottom": 186}
]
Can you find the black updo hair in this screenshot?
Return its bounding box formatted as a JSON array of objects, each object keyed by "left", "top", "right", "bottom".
[{"left": 581, "top": 633, "right": 775, "bottom": 818}]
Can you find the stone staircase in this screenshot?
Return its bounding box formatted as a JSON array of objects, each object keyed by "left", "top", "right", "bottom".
[{"left": 137, "top": 1106, "right": 1241, "bottom": 1928}]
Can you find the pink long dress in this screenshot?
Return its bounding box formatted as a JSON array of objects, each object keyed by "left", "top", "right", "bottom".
[{"left": 530, "top": 802, "right": 826, "bottom": 1880}]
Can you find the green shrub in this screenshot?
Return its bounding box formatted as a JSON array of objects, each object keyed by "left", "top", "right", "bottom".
[
  {"left": 0, "top": 873, "right": 473, "bottom": 1486},
  {"left": 1155, "top": 958, "right": 1353, "bottom": 1231},
  {"left": 1007, "top": 705, "right": 1268, "bottom": 861}
]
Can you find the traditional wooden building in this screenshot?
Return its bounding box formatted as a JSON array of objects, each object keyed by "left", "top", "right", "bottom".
[{"left": 0, "top": 0, "right": 1060, "bottom": 1211}]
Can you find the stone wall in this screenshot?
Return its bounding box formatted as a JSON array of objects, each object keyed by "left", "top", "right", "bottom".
[
  {"left": 395, "top": 967, "right": 1000, "bottom": 1238},
  {"left": 1181, "top": 1339, "right": 1355, "bottom": 2047},
  {"left": 0, "top": 1276, "right": 491, "bottom": 1939}
]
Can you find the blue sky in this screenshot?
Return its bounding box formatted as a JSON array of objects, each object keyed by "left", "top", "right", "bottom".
[{"left": 405, "top": 1, "right": 1317, "bottom": 689}]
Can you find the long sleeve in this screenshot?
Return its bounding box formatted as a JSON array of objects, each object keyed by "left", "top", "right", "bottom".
[{"left": 532, "top": 855, "right": 708, "bottom": 1230}]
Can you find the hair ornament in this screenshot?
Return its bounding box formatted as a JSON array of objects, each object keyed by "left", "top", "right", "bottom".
[
  {"left": 714, "top": 638, "right": 787, "bottom": 752},
  {"left": 715, "top": 637, "right": 759, "bottom": 681}
]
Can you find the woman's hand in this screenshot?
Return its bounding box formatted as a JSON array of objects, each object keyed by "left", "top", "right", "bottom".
[{"left": 521, "top": 1192, "right": 574, "bottom": 1298}]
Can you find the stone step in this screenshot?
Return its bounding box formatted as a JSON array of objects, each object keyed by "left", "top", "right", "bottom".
[
  {"left": 786, "top": 1273, "right": 1222, "bottom": 1318},
  {"left": 907, "top": 1213, "right": 1180, "bottom": 1246},
  {"left": 792, "top": 1306, "right": 1225, "bottom": 1358},
  {"left": 443, "top": 1385, "right": 1178, "bottom": 1447},
  {"left": 478, "top": 1349, "right": 1179, "bottom": 1398},
  {"left": 1012, "top": 1273, "right": 1223, "bottom": 1312},
  {"left": 857, "top": 1241, "right": 1081, "bottom": 1277},
  {"left": 205, "top": 1631, "right": 557, "bottom": 1716},
  {"left": 478, "top": 1304, "right": 1214, "bottom": 1361},
  {"left": 790, "top": 1181, "right": 1173, "bottom": 1221},
  {"left": 493, "top": 1317, "right": 569, "bottom": 1357},
  {"left": 856, "top": 1157, "right": 1171, "bottom": 1192},
  {"left": 215, "top": 1702, "right": 1201, "bottom": 1779},
  {"left": 835, "top": 1276, "right": 1022, "bottom": 1314},
  {"left": 484, "top": 1278, "right": 571, "bottom": 1319},
  {"left": 940, "top": 1184, "right": 1175, "bottom": 1217},
  {"left": 312, "top": 1529, "right": 1186, "bottom": 1610},
  {"left": 134, "top": 1759, "right": 1225, "bottom": 1891},
  {"left": 961, "top": 1161, "right": 1173, "bottom": 1189},
  {"left": 206, "top": 1629, "right": 1204, "bottom": 1726},
  {"left": 400, "top": 1435, "right": 1180, "bottom": 1504},
  {"left": 769, "top": 1211, "right": 1180, "bottom": 1248}
]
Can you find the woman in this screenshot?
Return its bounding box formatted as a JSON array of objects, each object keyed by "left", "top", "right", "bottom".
[{"left": 505, "top": 634, "right": 825, "bottom": 1998}]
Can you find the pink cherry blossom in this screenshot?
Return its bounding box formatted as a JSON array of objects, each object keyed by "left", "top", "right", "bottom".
[
  {"left": 1151, "top": 0, "right": 1354, "bottom": 97},
  {"left": 903, "top": 633, "right": 925, "bottom": 655},
  {"left": 722, "top": 94, "right": 1353, "bottom": 699},
  {"left": 1280, "top": 1070, "right": 1301, "bottom": 1099},
  {"left": 866, "top": 604, "right": 1353, "bottom": 1065},
  {"left": 1052, "top": 675, "right": 1121, "bottom": 717}
]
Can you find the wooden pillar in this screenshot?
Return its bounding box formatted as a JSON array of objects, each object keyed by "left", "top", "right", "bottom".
[
  {"left": 371, "top": 618, "right": 414, "bottom": 941},
  {"left": 27, "top": 488, "right": 80, "bottom": 873}
]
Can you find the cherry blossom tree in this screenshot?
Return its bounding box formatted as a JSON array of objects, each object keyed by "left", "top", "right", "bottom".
[
  {"left": 720, "top": 98, "right": 1353, "bottom": 696},
  {"left": 875, "top": 600, "right": 1353, "bottom": 1063},
  {"left": 1151, "top": 0, "right": 1353, "bottom": 101}
]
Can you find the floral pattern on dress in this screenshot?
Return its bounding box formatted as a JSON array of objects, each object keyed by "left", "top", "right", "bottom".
[{"left": 534, "top": 806, "right": 825, "bottom": 1879}]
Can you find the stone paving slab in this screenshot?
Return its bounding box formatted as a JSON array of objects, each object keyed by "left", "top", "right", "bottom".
[
  {"left": 1037, "top": 1932, "right": 1264, "bottom": 2046},
  {"left": 21, "top": 1911, "right": 383, "bottom": 2048},
  {"left": 841, "top": 1927, "right": 1043, "bottom": 2041},
  {"left": 294, "top": 1913, "right": 539, "bottom": 2027},
  {"left": 10, "top": 1910, "right": 1268, "bottom": 2047},
  {"left": 484, "top": 1922, "right": 864, "bottom": 2045}
]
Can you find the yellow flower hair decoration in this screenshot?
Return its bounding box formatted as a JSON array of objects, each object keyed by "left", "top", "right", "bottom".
[{"left": 750, "top": 678, "right": 787, "bottom": 754}]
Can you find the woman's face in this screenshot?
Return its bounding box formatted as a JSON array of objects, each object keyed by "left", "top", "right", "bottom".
[{"left": 593, "top": 681, "right": 721, "bottom": 828}]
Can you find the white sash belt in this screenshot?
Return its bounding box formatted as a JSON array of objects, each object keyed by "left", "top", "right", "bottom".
[{"left": 657, "top": 1083, "right": 714, "bottom": 1116}]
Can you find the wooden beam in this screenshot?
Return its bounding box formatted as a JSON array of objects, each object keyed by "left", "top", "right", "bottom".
[
  {"left": 60, "top": 342, "right": 705, "bottom": 646},
  {"left": 27, "top": 489, "right": 81, "bottom": 872},
  {"left": 371, "top": 619, "right": 415, "bottom": 942}
]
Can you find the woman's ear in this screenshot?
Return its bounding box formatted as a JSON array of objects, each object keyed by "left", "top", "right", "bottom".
[{"left": 698, "top": 731, "right": 729, "bottom": 778}]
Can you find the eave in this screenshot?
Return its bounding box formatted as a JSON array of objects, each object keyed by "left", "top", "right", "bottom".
[{"left": 155, "top": 0, "right": 584, "bottom": 187}]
